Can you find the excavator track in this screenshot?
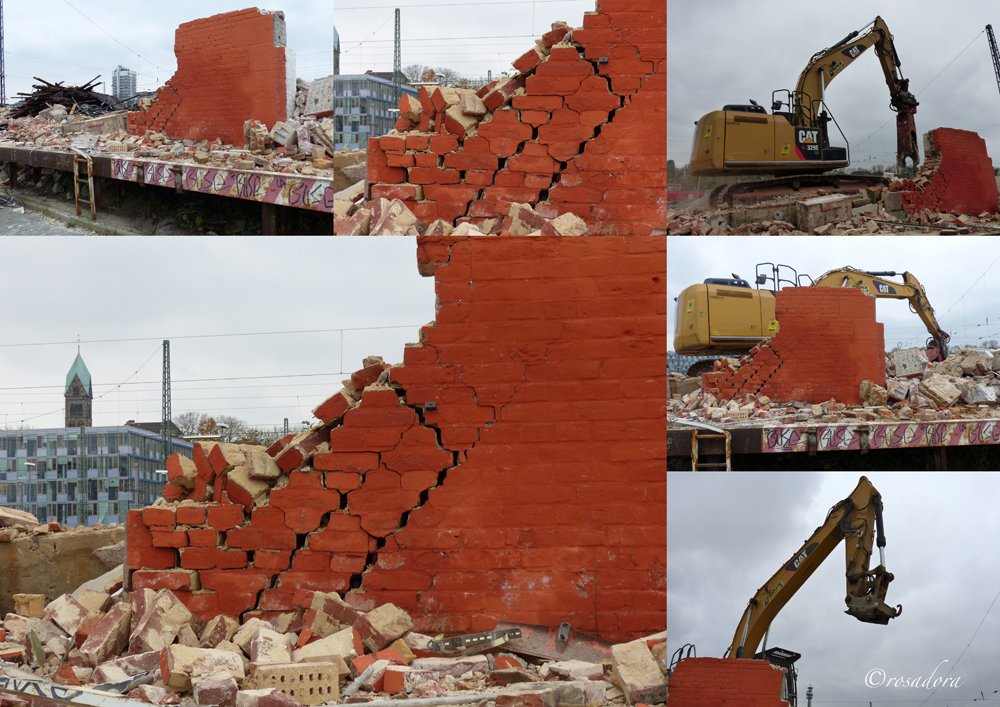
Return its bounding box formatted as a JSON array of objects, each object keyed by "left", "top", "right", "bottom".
[{"left": 709, "top": 174, "right": 891, "bottom": 210}]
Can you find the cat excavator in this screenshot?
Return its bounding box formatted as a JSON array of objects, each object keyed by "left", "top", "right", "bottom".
[
  {"left": 690, "top": 16, "right": 920, "bottom": 208},
  {"left": 725, "top": 476, "right": 902, "bottom": 705},
  {"left": 672, "top": 264, "right": 950, "bottom": 376}
]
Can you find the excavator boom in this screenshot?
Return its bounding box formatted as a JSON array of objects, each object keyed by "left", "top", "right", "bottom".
[
  {"left": 793, "top": 16, "right": 919, "bottom": 168},
  {"left": 809, "top": 267, "right": 949, "bottom": 360},
  {"left": 728, "top": 476, "right": 901, "bottom": 660}
]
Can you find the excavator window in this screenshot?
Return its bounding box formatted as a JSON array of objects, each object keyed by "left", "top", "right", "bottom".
[
  {"left": 703, "top": 278, "right": 751, "bottom": 288},
  {"left": 722, "top": 104, "right": 768, "bottom": 114}
]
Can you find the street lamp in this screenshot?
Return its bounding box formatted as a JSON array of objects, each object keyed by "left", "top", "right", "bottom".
[{"left": 216, "top": 423, "right": 228, "bottom": 443}]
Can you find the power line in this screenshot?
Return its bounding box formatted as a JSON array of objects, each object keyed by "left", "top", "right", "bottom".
[
  {"left": 338, "top": 0, "right": 584, "bottom": 7},
  {"left": 4, "top": 51, "right": 106, "bottom": 72},
  {"left": 341, "top": 34, "right": 540, "bottom": 44},
  {"left": 0, "top": 324, "right": 422, "bottom": 349},
  {"left": 59, "top": 0, "right": 171, "bottom": 74},
  {"left": 0, "top": 373, "right": 345, "bottom": 392}
]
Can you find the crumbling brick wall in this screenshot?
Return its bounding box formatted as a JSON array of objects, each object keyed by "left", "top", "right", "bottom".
[
  {"left": 702, "top": 288, "right": 885, "bottom": 405},
  {"left": 666, "top": 658, "right": 790, "bottom": 707},
  {"left": 128, "top": 8, "right": 293, "bottom": 146},
  {"left": 892, "top": 128, "right": 998, "bottom": 216},
  {"left": 127, "top": 236, "right": 666, "bottom": 643},
  {"left": 367, "top": 0, "right": 665, "bottom": 235}
]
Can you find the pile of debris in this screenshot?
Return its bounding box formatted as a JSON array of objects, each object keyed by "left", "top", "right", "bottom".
[
  {"left": 335, "top": 196, "right": 591, "bottom": 235},
  {"left": 0, "top": 572, "right": 666, "bottom": 707},
  {"left": 10, "top": 77, "right": 117, "bottom": 119},
  {"left": 667, "top": 186, "right": 1000, "bottom": 235},
  {"left": 669, "top": 346, "right": 1000, "bottom": 426},
  {"left": 0, "top": 105, "right": 335, "bottom": 179}
]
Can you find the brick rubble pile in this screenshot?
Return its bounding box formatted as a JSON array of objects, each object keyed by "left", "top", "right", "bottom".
[
  {"left": 0, "top": 99, "right": 335, "bottom": 178},
  {"left": 670, "top": 346, "right": 1000, "bottom": 427},
  {"left": 334, "top": 196, "right": 592, "bottom": 235},
  {"left": 0, "top": 579, "right": 667, "bottom": 707}
]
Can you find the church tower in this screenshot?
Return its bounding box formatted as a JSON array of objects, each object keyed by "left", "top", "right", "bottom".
[
  {"left": 334, "top": 25, "right": 340, "bottom": 75},
  {"left": 65, "top": 350, "right": 93, "bottom": 428}
]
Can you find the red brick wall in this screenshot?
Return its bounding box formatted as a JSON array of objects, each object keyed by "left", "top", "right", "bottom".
[
  {"left": 702, "top": 288, "right": 885, "bottom": 405},
  {"left": 127, "top": 236, "right": 667, "bottom": 644},
  {"left": 127, "top": 8, "right": 289, "bottom": 146},
  {"left": 893, "top": 128, "right": 998, "bottom": 216},
  {"left": 367, "top": 0, "right": 666, "bottom": 235},
  {"left": 667, "top": 658, "right": 789, "bottom": 707}
]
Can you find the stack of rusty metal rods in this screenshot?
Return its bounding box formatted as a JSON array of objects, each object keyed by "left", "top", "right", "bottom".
[{"left": 10, "top": 76, "right": 112, "bottom": 118}]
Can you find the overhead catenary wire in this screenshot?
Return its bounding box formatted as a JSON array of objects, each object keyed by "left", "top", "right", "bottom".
[{"left": 0, "top": 324, "right": 422, "bottom": 349}]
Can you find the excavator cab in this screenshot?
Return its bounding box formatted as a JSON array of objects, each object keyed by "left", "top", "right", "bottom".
[{"left": 753, "top": 647, "right": 801, "bottom": 706}]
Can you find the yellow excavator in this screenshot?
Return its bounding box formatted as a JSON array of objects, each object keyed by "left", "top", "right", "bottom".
[
  {"left": 672, "top": 264, "right": 950, "bottom": 376},
  {"left": 690, "top": 16, "right": 920, "bottom": 207},
  {"left": 725, "top": 476, "right": 902, "bottom": 705}
]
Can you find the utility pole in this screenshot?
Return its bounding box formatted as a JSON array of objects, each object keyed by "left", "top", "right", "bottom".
[
  {"left": 393, "top": 8, "right": 401, "bottom": 105},
  {"left": 987, "top": 25, "right": 1000, "bottom": 100},
  {"left": 161, "top": 340, "right": 171, "bottom": 464},
  {"left": 0, "top": 0, "right": 6, "bottom": 106}
]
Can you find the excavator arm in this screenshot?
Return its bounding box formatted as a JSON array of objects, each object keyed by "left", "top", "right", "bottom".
[
  {"left": 810, "top": 266, "right": 950, "bottom": 360},
  {"left": 792, "top": 16, "right": 919, "bottom": 168},
  {"left": 728, "top": 476, "right": 901, "bottom": 659}
]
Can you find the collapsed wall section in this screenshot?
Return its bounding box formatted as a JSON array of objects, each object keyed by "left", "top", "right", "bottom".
[
  {"left": 127, "top": 237, "right": 667, "bottom": 644},
  {"left": 367, "top": 0, "right": 666, "bottom": 235},
  {"left": 666, "top": 658, "right": 790, "bottom": 707},
  {"left": 890, "top": 128, "right": 999, "bottom": 216},
  {"left": 702, "top": 288, "right": 885, "bottom": 405},
  {"left": 128, "top": 8, "right": 293, "bottom": 146}
]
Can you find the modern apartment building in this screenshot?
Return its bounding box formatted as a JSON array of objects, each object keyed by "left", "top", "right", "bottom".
[
  {"left": 112, "top": 65, "right": 138, "bottom": 101},
  {"left": 0, "top": 353, "right": 192, "bottom": 526},
  {"left": 333, "top": 73, "right": 419, "bottom": 149}
]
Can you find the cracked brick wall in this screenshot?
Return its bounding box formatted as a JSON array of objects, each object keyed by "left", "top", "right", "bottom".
[
  {"left": 892, "top": 128, "right": 999, "bottom": 216},
  {"left": 367, "top": 0, "right": 666, "bottom": 235},
  {"left": 128, "top": 8, "right": 293, "bottom": 146},
  {"left": 702, "top": 288, "right": 885, "bottom": 405},
  {"left": 666, "top": 658, "right": 789, "bottom": 707},
  {"left": 126, "top": 236, "right": 666, "bottom": 643}
]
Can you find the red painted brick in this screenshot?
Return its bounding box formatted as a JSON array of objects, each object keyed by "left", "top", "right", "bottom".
[
  {"left": 176, "top": 506, "right": 207, "bottom": 525},
  {"left": 429, "top": 134, "right": 459, "bottom": 154},
  {"left": 207, "top": 504, "right": 244, "bottom": 532},
  {"left": 227, "top": 507, "right": 296, "bottom": 550}
]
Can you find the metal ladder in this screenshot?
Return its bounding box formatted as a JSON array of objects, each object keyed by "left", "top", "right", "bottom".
[
  {"left": 669, "top": 415, "right": 733, "bottom": 470},
  {"left": 70, "top": 147, "right": 96, "bottom": 221},
  {"left": 692, "top": 429, "right": 731, "bottom": 470}
]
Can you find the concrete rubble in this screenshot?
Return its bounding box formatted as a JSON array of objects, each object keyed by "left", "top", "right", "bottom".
[
  {"left": 334, "top": 196, "right": 593, "bottom": 235},
  {"left": 668, "top": 183, "right": 1000, "bottom": 236},
  {"left": 0, "top": 82, "right": 334, "bottom": 182},
  {"left": 0, "top": 574, "right": 666, "bottom": 707},
  {"left": 669, "top": 346, "right": 1000, "bottom": 427}
]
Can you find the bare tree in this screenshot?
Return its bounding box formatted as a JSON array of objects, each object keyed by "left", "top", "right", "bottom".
[
  {"left": 215, "top": 415, "right": 250, "bottom": 443},
  {"left": 174, "top": 412, "right": 208, "bottom": 436},
  {"left": 233, "top": 426, "right": 285, "bottom": 447},
  {"left": 402, "top": 64, "right": 431, "bottom": 83},
  {"left": 434, "top": 67, "right": 461, "bottom": 87}
]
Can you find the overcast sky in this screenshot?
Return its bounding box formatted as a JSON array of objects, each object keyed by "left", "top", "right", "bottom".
[
  {"left": 667, "top": 236, "right": 1000, "bottom": 354},
  {"left": 334, "top": 0, "right": 597, "bottom": 82},
  {"left": 668, "top": 0, "right": 1000, "bottom": 172},
  {"left": 5, "top": 1, "right": 333, "bottom": 101},
  {"left": 0, "top": 238, "right": 435, "bottom": 432},
  {"left": 668, "top": 471, "right": 1000, "bottom": 706}
]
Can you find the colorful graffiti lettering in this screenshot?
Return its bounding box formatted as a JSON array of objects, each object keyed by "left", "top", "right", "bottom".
[
  {"left": 765, "top": 419, "right": 1000, "bottom": 452},
  {"left": 110, "top": 158, "right": 334, "bottom": 213}
]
